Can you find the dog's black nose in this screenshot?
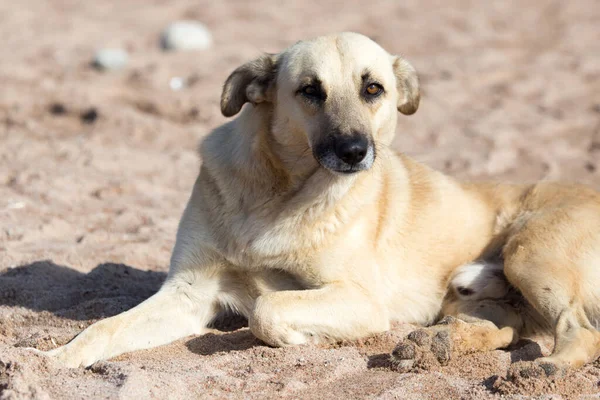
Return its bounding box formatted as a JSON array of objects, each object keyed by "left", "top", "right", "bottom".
[{"left": 334, "top": 135, "right": 368, "bottom": 165}]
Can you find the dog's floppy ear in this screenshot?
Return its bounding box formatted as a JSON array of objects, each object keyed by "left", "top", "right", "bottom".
[
  {"left": 220, "top": 54, "right": 278, "bottom": 117},
  {"left": 392, "top": 56, "right": 420, "bottom": 115}
]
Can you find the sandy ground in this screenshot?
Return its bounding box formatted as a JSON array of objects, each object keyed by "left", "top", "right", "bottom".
[{"left": 1, "top": 0, "right": 600, "bottom": 398}]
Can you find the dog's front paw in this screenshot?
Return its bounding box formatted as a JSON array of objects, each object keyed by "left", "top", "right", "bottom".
[
  {"left": 391, "top": 319, "right": 456, "bottom": 372},
  {"left": 26, "top": 345, "right": 100, "bottom": 368},
  {"left": 49, "top": 346, "right": 100, "bottom": 368},
  {"left": 23, "top": 346, "right": 82, "bottom": 368}
]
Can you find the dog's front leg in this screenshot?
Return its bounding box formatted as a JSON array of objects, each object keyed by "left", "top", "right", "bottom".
[
  {"left": 40, "top": 266, "right": 222, "bottom": 368},
  {"left": 249, "top": 283, "right": 389, "bottom": 346}
]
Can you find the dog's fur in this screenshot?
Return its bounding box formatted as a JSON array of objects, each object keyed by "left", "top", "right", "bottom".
[{"left": 42, "top": 32, "right": 600, "bottom": 373}]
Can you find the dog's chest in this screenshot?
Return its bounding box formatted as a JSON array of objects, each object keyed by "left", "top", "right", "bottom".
[{"left": 217, "top": 205, "right": 342, "bottom": 270}]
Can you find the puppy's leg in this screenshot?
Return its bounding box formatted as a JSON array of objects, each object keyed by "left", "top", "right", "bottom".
[
  {"left": 503, "top": 209, "right": 600, "bottom": 373},
  {"left": 42, "top": 267, "right": 222, "bottom": 368},
  {"left": 249, "top": 284, "right": 389, "bottom": 346}
]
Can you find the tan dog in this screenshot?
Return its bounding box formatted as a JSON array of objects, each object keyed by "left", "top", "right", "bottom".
[{"left": 40, "top": 32, "right": 600, "bottom": 375}]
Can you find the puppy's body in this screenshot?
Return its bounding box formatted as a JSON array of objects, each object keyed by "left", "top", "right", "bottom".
[{"left": 43, "top": 33, "right": 600, "bottom": 372}]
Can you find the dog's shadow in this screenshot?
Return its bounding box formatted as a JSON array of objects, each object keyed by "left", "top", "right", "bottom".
[
  {"left": 185, "top": 328, "right": 262, "bottom": 356},
  {"left": 184, "top": 299, "right": 260, "bottom": 355},
  {"left": 1, "top": 260, "right": 255, "bottom": 348},
  {"left": 0, "top": 260, "right": 166, "bottom": 320},
  {"left": 508, "top": 339, "right": 544, "bottom": 363},
  {"left": 367, "top": 353, "right": 393, "bottom": 369}
]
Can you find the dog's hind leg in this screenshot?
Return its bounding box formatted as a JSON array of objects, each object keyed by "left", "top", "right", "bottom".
[
  {"left": 391, "top": 261, "right": 522, "bottom": 371},
  {"left": 502, "top": 207, "right": 600, "bottom": 373},
  {"left": 40, "top": 266, "right": 224, "bottom": 368},
  {"left": 391, "top": 299, "right": 521, "bottom": 372}
]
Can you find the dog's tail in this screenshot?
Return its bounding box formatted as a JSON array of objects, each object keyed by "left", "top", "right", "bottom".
[{"left": 450, "top": 261, "right": 509, "bottom": 301}]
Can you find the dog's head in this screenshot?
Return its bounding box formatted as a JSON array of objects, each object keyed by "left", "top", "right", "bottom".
[{"left": 220, "top": 32, "right": 419, "bottom": 175}]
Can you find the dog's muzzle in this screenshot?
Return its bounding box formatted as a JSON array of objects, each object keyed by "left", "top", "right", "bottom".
[{"left": 313, "top": 133, "right": 375, "bottom": 174}]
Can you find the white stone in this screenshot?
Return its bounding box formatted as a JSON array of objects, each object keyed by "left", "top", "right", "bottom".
[
  {"left": 93, "top": 48, "right": 129, "bottom": 71},
  {"left": 169, "top": 77, "right": 185, "bottom": 90},
  {"left": 160, "top": 21, "right": 212, "bottom": 51}
]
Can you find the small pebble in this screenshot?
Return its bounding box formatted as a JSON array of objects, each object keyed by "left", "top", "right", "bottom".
[
  {"left": 48, "top": 102, "right": 67, "bottom": 115},
  {"left": 6, "top": 201, "right": 26, "bottom": 210},
  {"left": 92, "top": 48, "right": 129, "bottom": 71},
  {"left": 169, "top": 76, "right": 185, "bottom": 90},
  {"left": 585, "top": 161, "right": 596, "bottom": 173},
  {"left": 80, "top": 108, "right": 99, "bottom": 124},
  {"left": 160, "top": 21, "right": 213, "bottom": 51}
]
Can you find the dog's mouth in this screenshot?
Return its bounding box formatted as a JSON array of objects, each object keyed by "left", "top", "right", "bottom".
[
  {"left": 331, "top": 162, "right": 371, "bottom": 175},
  {"left": 338, "top": 167, "right": 363, "bottom": 175}
]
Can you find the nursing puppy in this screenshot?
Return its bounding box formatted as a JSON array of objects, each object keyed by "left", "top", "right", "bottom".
[{"left": 41, "top": 32, "right": 600, "bottom": 375}]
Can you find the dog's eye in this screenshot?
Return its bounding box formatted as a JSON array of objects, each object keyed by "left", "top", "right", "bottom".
[
  {"left": 365, "top": 83, "right": 384, "bottom": 97},
  {"left": 301, "top": 85, "right": 318, "bottom": 97},
  {"left": 298, "top": 84, "right": 326, "bottom": 102}
]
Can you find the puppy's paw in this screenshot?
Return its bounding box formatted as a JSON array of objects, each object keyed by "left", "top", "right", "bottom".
[{"left": 391, "top": 320, "right": 457, "bottom": 372}]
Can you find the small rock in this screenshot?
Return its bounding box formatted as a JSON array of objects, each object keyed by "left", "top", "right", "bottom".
[
  {"left": 160, "top": 21, "right": 212, "bottom": 51},
  {"left": 6, "top": 201, "right": 25, "bottom": 210},
  {"left": 80, "top": 108, "right": 99, "bottom": 124},
  {"left": 585, "top": 161, "right": 596, "bottom": 173},
  {"left": 92, "top": 48, "right": 129, "bottom": 71},
  {"left": 169, "top": 76, "right": 185, "bottom": 90},
  {"left": 48, "top": 102, "right": 67, "bottom": 115},
  {"left": 439, "top": 70, "right": 453, "bottom": 80}
]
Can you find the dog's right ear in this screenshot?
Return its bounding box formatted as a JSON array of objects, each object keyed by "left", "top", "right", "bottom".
[
  {"left": 392, "top": 56, "right": 420, "bottom": 115},
  {"left": 220, "top": 54, "right": 278, "bottom": 117}
]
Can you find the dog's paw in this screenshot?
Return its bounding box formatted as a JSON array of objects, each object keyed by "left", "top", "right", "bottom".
[
  {"left": 488, "top": 360, "right": 570, "bottom": 396},
  {"left": 390, "top": 317, "right": 458, "bottom": 372},
  {"left": 46, "top": 347, "right": 97, "bottom": 368},
  {"left": 25, "top": 345, "right": 99, "bottom": 368},
  {"left": 506, "top": 360, "right": 564, "bottom": 381},
  {"left": 22, "top": 346, "right": 84, "bottom": 368},
  {"left": 23, "top": 347, "right": 46, "bottom": 357}
]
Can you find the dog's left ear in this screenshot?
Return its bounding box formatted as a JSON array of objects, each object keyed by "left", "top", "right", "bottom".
[
  {"left": 221, "top": 54, "right": 278, "bottom": 117},
  {"left": 392, "top": 56, "right": 420, "bottom": 115}
]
